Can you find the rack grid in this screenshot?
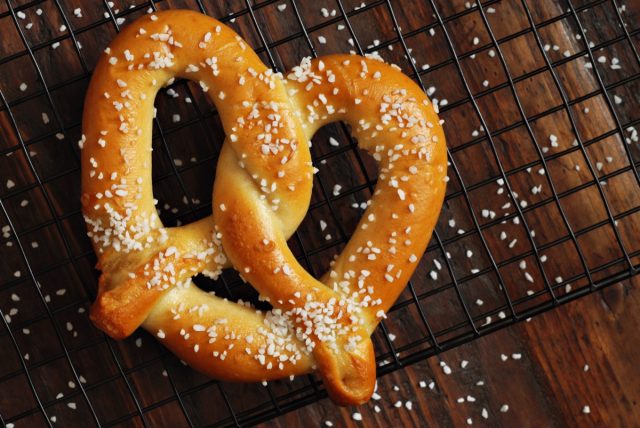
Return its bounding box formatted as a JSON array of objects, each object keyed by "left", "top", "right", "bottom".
[{"left": 0, "top": 0, "right": 638, "bottom": 426}]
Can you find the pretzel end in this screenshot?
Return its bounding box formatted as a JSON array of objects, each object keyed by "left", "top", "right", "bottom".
[
  {"left": 90, "top": 272, "right": 165, "bottom": 340},
  {"left": 89, "top": 291, "right": 135, "bottom": 340},
  {"left": 315, "top": 338, "right": 376, "bottom": 406}
]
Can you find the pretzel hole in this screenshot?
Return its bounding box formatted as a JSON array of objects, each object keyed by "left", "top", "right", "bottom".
[
  {"left": 293, "top": 123, "right": 378, "bottom": 274},
  {"left": 150, "top": 79, "right": 224, "bottom": 228},
  {"left": 145, "top": 80, "right": 249, "bottom": 305}
]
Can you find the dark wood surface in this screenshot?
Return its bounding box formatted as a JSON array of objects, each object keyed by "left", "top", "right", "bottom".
[
  {"left": 262, "top": 276, "right": 640, "bottom": 427},
  {"left": 0, "top": 0, "right": 639, "bottom": 427}
]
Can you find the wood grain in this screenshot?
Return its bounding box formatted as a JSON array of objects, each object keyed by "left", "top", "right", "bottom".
[{"left": 262, "top": 276, "right": 640, "bottom": 428}]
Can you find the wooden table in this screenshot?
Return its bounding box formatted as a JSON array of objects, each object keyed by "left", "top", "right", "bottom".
[{"left": 263, "top": 276, "right": 640, "bottom": 427}]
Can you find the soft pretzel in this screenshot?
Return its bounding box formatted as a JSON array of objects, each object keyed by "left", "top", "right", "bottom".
[{"left": 81, "top": 9, "right": 446, "bottom": 405}]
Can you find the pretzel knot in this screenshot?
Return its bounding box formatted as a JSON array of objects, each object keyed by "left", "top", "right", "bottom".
[{"left": 81, "top": 10, "right": 446, "bottom": 405}]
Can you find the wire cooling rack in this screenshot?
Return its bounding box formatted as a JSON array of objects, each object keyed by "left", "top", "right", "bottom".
[{"left": 0, "top": 0, "right": 638, "bottom": 426}]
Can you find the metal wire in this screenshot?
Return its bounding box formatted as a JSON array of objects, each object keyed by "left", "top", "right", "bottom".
[{"left": 0, "top": 0, "right": 638, "bottom": 426}]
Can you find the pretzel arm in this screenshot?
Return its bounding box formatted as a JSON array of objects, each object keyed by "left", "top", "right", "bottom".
[
  {"left": 287, "top": 55, "right": 448, "bottom": 334},
  {"left": 212, "top": 56, "right": 446, "bottom": 404},
  {"left": 143, "top": 284, "right": 314, "bottom": 381},
  {"left": 214, "top": 142, "right": 376, "bottom": 404}
]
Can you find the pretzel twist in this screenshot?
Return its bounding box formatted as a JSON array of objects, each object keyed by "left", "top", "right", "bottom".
[{"left": 81, "top": 10, "right": 446, "bottom": 405}]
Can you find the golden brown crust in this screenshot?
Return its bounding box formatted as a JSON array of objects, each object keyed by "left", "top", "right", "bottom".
[
  {"left": 81, "top": 9, "right": 446, "bottom": 406},
  {"left": 287, "top": 55, "right": 448, "bottom": 329}
]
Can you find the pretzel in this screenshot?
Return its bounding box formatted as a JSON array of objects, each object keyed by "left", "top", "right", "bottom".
[{"left": 81, "top": 10, "right": 447, "bottom": 405}]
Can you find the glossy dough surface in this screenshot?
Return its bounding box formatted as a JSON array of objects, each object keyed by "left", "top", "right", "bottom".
[{"left": 81, "top": 9, "right": 446, "bottom": 405}]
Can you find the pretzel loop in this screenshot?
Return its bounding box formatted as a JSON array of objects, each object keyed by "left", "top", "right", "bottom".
[
  {"left": 81, "top": 10, "right": 306, "bottom": 339},
  {"left": 82, "top": 10, "right": 446, "bottom": 405}
]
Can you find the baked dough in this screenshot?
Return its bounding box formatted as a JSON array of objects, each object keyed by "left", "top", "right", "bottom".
[{"left": 81, "top": 9, "right": 446, "bottom": 405}]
